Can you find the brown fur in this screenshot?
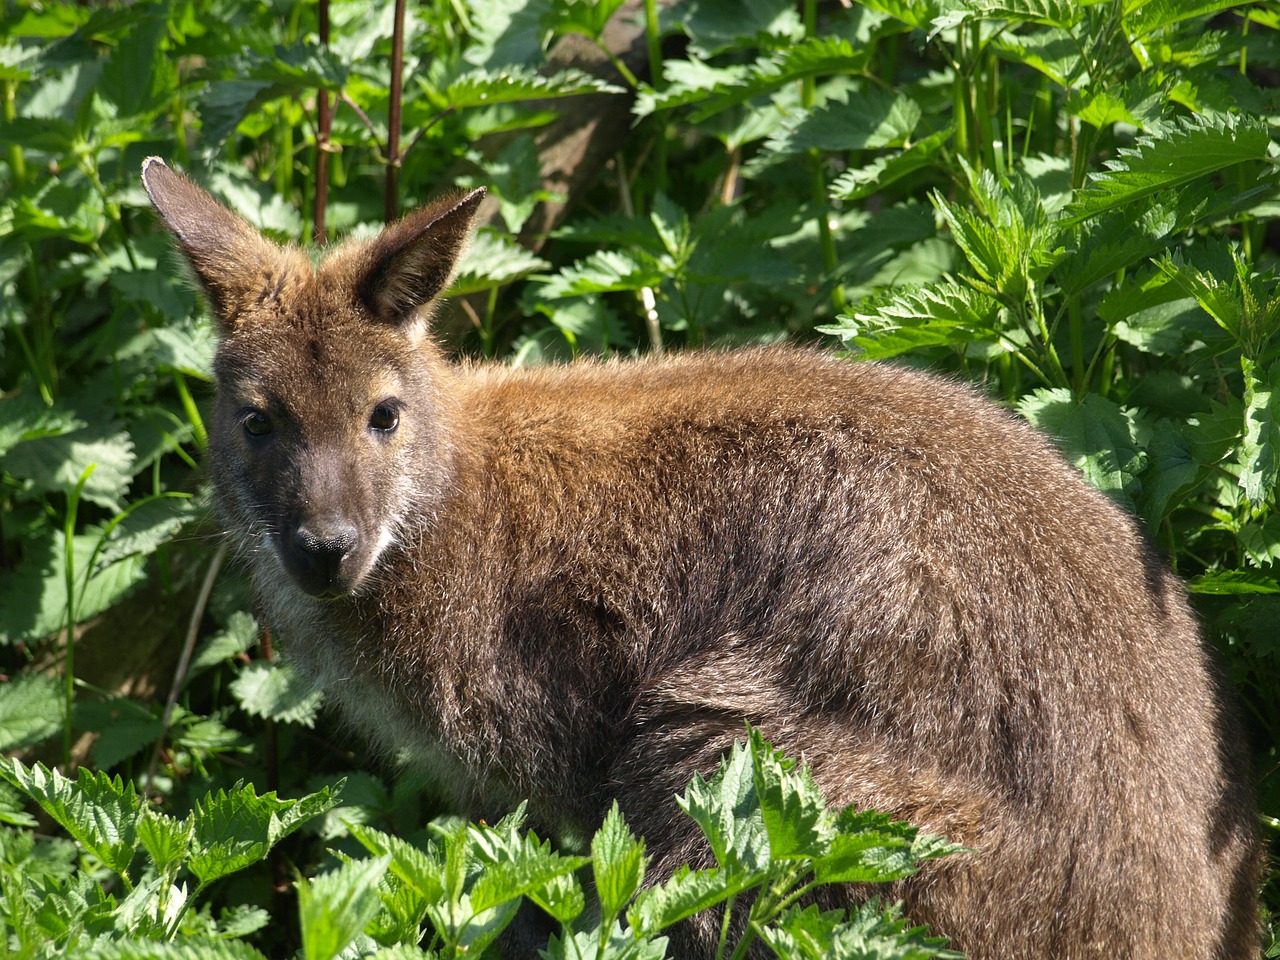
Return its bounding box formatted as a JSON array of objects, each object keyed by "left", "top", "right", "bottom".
[{"left": 142, "top": 157, "right": 1261, "bottom": 959}]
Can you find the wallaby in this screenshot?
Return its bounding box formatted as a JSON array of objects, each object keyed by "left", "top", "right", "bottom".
[{"left": 141, "top": 157, "right": 1261, "bottom": 959}]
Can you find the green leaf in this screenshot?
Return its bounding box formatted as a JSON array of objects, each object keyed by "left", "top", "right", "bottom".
[
  {"left": 468, "top": 841, "right": 588, "bottom": 916},
  {"left": 549, "top": 0, "right": 632, "bottom": 43},
  {"left": 544, "top": 922, "right": 669, "bottom": 960},
  {"left": 1017, "top": 389, "right": 1147, "bottom": 507},
  {"left": 229, "top": 659, "right": 325, "bottom": 728},
  {"left": 823, "top": 281, "right": 1002, "bottom": 359},
  {"left": 1058, "top": 115, "right": 1272, "bottom": 228},
  {"left": 830, "top": 129, "right": 951, "bottom": 201},
  {"left": 542, "top": 250, "right": 668, "bottom": 298},
  {"left": 682, "top": 0, "right": 804, "bottom": 55},
  {"left": 1188, "top": 570, "right": 1280, "bottom": 596},
  {"left": 765, "top": 88, "right": 921, "bottom": 153},
  {"left": 1241, "top": 358, "right": 1280, "bottom": 507},
  {"left": 811, "top": 809, "right": 920, "bottom": 884},
  {"left": 0, "top": 390, "right": 83, "bottom": 459},
  {"left": 749, "top": 728, "right": 830, "bottom": 861},
  {"left": 2, "top": 424, "right": 136, "bottom": 510},
  {"left": 1138, "top": 420, "right": 1204, "bottom": 527},
  {"left": 80, "top": 939, "right": 270, "bottom": 960},
  {"left": 675, "top": 739, "right": 769, "bottom": 875},
  {"left": 0, "top": 672, "right": 63, "bottom": 752},
  {"left": 298, "top": 855, "right": 391, "bottom": 960},
  {"left": 1126, "top": 0, "right": 1243, "bottom": 39},
  {"left": 0, "top": 759, "right": 141, "bottom": 878},
  {"left": 973, "top": 0, "right": 1081, "bottom": 28},
  {"left": 188, "top": 781, "right": 342, "bottom": 885},
  {"left": 430, "top": 65, "right": 624, "bottom": 112},
  {"left": 137, "top": 807, "right": 193, "bottom": 876},
  {"left": 760, "top": 899, "right": 955, "bottom": 960},
  {"left": 592, "top": 802, "right": 647, "bottom": 922},
  {"left": 626, "top": 866, "right": 756, "bottom": 935},
  {"left": 449, "top": 229, "right": 551, "bottom": 297}
]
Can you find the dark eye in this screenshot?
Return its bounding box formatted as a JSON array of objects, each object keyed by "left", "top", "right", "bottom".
[
  {"left": 369, "top": 401, "right": 400, "bottom": 433},
  {"left": 242, "top": 409, "right": 272, "bottom": 438}
]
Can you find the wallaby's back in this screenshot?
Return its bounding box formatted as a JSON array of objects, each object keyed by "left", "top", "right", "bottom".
[{"left": 141, "top": 158, "right": 1262, "bottom": 960}]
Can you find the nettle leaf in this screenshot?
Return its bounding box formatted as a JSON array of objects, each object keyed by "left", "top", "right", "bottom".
[
  {"left": 3, "top": 424, "right": 136, "bottom": 511},
  {"left": 857, "top": 0, "right": 943, "bottom": 30},
  {"left": 0, "top": 759, "right": 141, "bottom": 878},
  {"left": 298, "top": 855, "right": 391, "bottom": 960},
  {"left": 468, "top": 838, "right": 588, "bottom": 917},
  {"left": 137, "top": 807, "right": 193, "bottom": 876},
  {"left": 830, "top": 129, "right": 951, "bottom": 201},
  {"left": 80, "top": 938, "right": 269, "bottom": 960},
  {"left": 1126, "top": 0, "right": 1243, "bottom": 40},
  {"left": 188, "top": 781, "right": 342, "bottom": 885},
  {"left": 749, "top": 728, "right": 830, "bottom": 861},
  {"left": 229, "top": 658, "right": 325, "bottom": 728},
  {"left": 682, "top": 0, "right": 804, "bottom": 56},
  {"left": 660, "top": 36, "right": 868, "bottom": 123},
  {"left": 1058, "top": 114, "right": 1271, "bottom": 228},
  {"left": 1188, "top": 570, "right": 1280, "bottom": 595},
  {"left": 1139, "top": 420, "right": 1205, "bottom": 527},
  {"left": 0, "top": 672, "right": 62, "bottom": 752},
  {"left": 93, "top": 494, "right": 200, "bottom": 571},
  {"left": 812, "top": 809, "right": 914, "bottom": 884},
  {"left": 349, "top": 823, "right": 446, "bottom": 913},
  {"left": 971, "top": 0, "right": 1081, "bottom": 28},
  {"left": 822, "top": 281, "right": 1002, "bottom": 359},
  {"left": 428, "top": 66, "right": 623, "bottom": 112},
  {"left": 73, "top": 696, "right": 164, "bottom": 769},
  {"left": 549, "top": 0, "right": 631, "bottom": 43},
  {"left": 765, "top": 87, "right": 921, "bottom": 154},
  {"left": 592, "top": 802, "right": 647, "bottom": 921},
  {"left": 544, "top": 922, "right": 669, "bottom": 960},
  {"left": 991, "top": 26, "right": 1082, "bottom": 86},
  {"left": 449, "top": 230, "right": 551, "bottom": 297},
  {"left": 541, "top": 250, "right": 668, "bottom": 298},
  {"left": 1241, "top": 358, "right": 1280, "bottom": 508},
  {"left": 634, "top": 58, "right": 751, "bottom": 118},
  {"left": 626, "top": 866, "right": 756, "bottom": 935},
  {"left": 761, "top": 899, "right": 953, "bottom": 960},
  {"left": 1018, "top": 389, "right": 1147, "bottom": 507},
  {"left": 0, "top": 390, "right": 84, "bottom": 459},
  {"left": 676, "top": 739, "right": 769, "bottom": 875}
]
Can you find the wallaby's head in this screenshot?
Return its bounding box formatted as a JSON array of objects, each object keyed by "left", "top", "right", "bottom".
[{"left": 142, "top": 158, "right": 483, "bottom": 599}]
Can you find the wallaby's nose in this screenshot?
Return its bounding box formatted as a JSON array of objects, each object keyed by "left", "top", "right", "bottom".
[{"left": 288, "top": 523, "right": 360, "bottom": 597}]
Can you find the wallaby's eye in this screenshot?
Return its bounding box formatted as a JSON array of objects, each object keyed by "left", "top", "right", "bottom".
[
  {"left": 242, "top": 409, "right": 272, "bottom": 439},
  {"left": 369, "top": 401, "right": 400, "bottom": 433}
]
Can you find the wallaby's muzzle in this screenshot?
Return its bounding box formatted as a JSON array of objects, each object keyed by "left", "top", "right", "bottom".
[{"left": 283, "top": 520, "right": 363, "bottom": 599}]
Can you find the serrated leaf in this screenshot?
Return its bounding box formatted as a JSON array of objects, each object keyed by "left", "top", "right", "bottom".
[
  {"left": 137, "top": 807, "right": 193, "bottom": 876},
  {"left": 761, "top": 899, "right": 954, "bottom": 960},
  {"left": 0, "top": 672, "right": 62, "bottom": 752},
  {"left": 1138, "top": 420, "right": 1204, "bottom": 527},
  {"left": 592, "top": 802, "right": 647, "bottom": 921},
  {"left": 549, "top": 0, "right": 632, "bottom": 43},
  {"left": 449, "top": 230, "right": 551, "bottom": 297},
  {"left": 973, "top": 0, "right": 1081, "bottom": 27},
  {"left": 93, "top": 494, "right": 200, "bottom": 570},
  {"left": 676, "top": 739, "right": 769, "bottom": 875},
  {"left": 229, "top": 659, "right": 324, "bottom": 727},
  {"left": 1058, "top": 115, "right": 1271, "bottom": 228},
  {"left": 431, "top": 65, "right": 624, "bottom": 112},
  {"left": 468, "top": 843, "right": 588, "bottom": 915},
  {"left": 0, "top": 390, "right": 83, "bottom": 459},
  {"left": 3, "top": 425, "right": 136, "bottom": 510},
  {"left": 0, "top": 759, "right": 141, "bottom": 877},
  {"left": 683, "top": 0, "right": 804, "bottom": 56},
  {"left": 1017, "top": 389, "right": 1147, "bottom": 506},
  {"left": 298, "top": 856, "right": 391, "bottom": 960},
  {"left": 73, "top": 696, "right": 164, "bottom": 769},
  {"left": 823, "top": 281, "right": 1002, "bottom": 359},
  {"left": 855, "top": 0, "right": 943, "bottom": 30},
  {"left": 626, "top": 866, "right": 756, "bottom": 935},
  {"left": 80, "top": 938, "right": 270, "bottom": 960},
  {"left": 749, "top": 728, "right": 830, "bottom": 861},
  {"left": 765, "top": 88, "right": 921, "bottom": 154},
  {"left": 542, "top": 249, "right": 668, "bottom": 298},
  {"left": 188, "top": 781, "right": 341, "bottom": 885},
  {"left": 1188, "top": 570, "right": 1280, "bottom": 595},
  {"left": 830, "top": 129, "right": 951, "bottom": 201},
  {"left": 812, "top": 809, "right": 920, "bottom": 884},
  {"left": 1126, "top": 0, "right": 1242, "bottom": 39},
  {"left": 543, "top": 922, "right": 669, "bottom": 960},
  {"left": 192, "top": 610, "right": 260, "bottom": 673},
  {"left": 1241, "top": 358, "right": 1280, "bottom": 507}
]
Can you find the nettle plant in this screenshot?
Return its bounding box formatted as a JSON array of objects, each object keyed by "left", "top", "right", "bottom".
[{"left": 0, "top": 730, "right": 959, "bottom": 960}]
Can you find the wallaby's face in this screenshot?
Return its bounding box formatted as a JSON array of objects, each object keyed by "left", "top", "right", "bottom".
[{"left": 142, "top": 158, "right": 482, "bottom": 598}]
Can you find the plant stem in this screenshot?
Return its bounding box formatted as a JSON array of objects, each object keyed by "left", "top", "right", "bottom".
[
  {"left": 61, "top": 466, "right": 96, "bottom": 769},
  {"left": 314, "top": 0, "right": 332, "bottom": 245},
  {"left": 385, "top": 0, "right": 407, "bottom": 223}
]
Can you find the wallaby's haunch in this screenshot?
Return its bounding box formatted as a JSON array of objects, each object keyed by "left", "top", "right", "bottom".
[{"left": 142, "top": 157, "right": 1260, "bottom": 959}]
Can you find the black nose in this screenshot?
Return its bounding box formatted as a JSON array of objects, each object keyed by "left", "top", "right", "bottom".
[{"left": 288, "top": 523, "right": 359, "bottom": 597}]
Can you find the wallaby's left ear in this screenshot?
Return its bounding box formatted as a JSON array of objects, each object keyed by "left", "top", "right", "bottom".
[{"left": 356, "top": 188, "right": 486, "bottom": 325}]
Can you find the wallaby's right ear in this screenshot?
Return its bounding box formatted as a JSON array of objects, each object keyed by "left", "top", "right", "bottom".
[{"left": 141, "top": 157, "right": 284, "bottom": 331}]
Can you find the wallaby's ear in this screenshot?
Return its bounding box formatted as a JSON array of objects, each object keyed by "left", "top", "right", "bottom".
[
  {"left": 141, "top": 157, "right": 285, "bottom": 331},
  {"left": 355, "top": 188, "right": 486, "bottom": 325}
]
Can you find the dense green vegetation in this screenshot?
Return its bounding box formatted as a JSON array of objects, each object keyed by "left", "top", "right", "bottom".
[{"left": 0, "top": 0, "right": 1277, "bottom": 955}]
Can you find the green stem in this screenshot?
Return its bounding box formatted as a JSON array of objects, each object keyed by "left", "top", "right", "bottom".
[
  {"left": 61, "top": 466, "right": 96, "bottom": 769},
  {"left": 3, "top": 79, "right": 25, "bottom": 187},
  {"left": 172, "top": 371, "right": 208, "bottom": 454}
]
